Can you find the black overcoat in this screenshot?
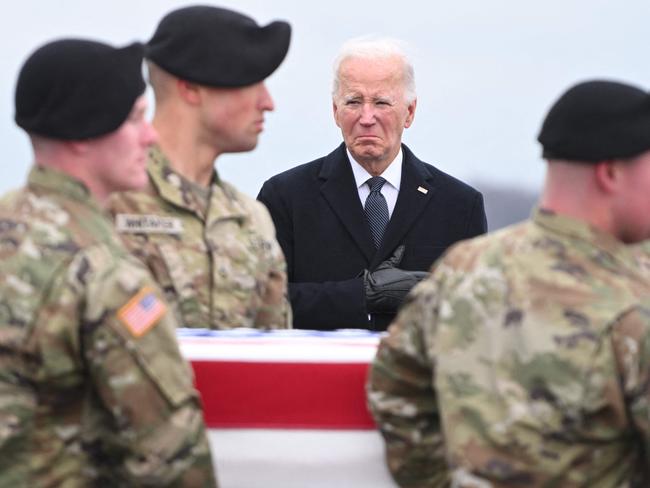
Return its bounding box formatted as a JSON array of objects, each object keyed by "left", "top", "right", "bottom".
[{"left": 258, "top": 143, "right": 487, "bottom": 330}]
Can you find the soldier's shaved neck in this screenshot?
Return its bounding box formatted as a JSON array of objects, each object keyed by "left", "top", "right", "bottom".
[
  {"left": 149, "top": 68, "right": 219, "bottom": 188},
  {"left": 152, "top": 126, "right": 216, "bottom": 188},
  {"left": 147, "top": 62, "right": 175, "bottom": 107},
  {"left": 539, "top": 160, "right": 614, "bottom": 238}
]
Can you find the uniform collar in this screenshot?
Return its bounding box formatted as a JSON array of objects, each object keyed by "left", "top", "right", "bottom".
[
  {"left": 146, "top": 145, "right": 246, "bottom": 222},
  {"left": 533, "top": 207, "right": 637, "bottom": 270},
  {"left": 147, "top": 145, "right": 217, "bottom": 216},
  {"left": 28, "top": 165, "right": 101, "bottom": 211}
]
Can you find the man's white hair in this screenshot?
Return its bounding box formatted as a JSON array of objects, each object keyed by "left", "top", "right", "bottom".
[{"left": 332, "top": 37, "right": 416, "bottom": 103}]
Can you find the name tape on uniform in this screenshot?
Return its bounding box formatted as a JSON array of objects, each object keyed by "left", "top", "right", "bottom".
[
  {"left": 115, "top": 213, "right": 183, "bottom": 234},
  {"left": 117, "top": 287, "right": 167, "bottom": 337}
]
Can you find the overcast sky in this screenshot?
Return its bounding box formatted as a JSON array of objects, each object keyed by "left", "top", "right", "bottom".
[{"left": 2, "top": 0, "right": 649, "bottom": 198}]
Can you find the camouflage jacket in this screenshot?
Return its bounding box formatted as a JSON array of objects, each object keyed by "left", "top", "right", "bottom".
[
  {"left": 632, "top": 240, "right": 650, "bottom": 273},
  {"left": 0, "top": 166, "right": 216, "bottom": 487},
  {"left": 107, "top": 146, "right": 290, "bottom": 329},
  {"left": 368, "top": 208, "right": 650, "bottom": 488}
]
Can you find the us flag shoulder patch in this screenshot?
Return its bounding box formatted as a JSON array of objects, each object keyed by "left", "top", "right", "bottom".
[{"left": 117, "top": 287, "right": 166, "bottom": 337}]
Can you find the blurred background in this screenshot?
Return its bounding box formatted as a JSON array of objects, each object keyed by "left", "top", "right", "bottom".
[{"left": 2, "top": 0, "right": 649, "bottom": 229}]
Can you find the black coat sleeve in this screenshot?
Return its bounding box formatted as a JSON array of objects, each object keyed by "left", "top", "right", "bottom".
[
  {"left": 466, "top": 191, "right": 488, "bottom": 237},
  {"left": 258, "top": 179, "right": 370, "bottom": 330}
]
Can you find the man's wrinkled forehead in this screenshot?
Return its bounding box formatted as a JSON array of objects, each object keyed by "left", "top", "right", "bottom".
[
  {"left": 339, "top": 55, "right": 404, "bottom": 77},
  {"left": 337, "top": 58, "right": 405, "bottom": 96}
]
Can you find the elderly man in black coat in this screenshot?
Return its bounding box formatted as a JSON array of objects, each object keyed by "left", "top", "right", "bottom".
[{"left": 258, "top": 37, "right": 487, "bottom": 331}]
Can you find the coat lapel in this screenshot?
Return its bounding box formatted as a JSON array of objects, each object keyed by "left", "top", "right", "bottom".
[
  {"left": 319, "top": 144, "right": 376, "bottom": 263},
  {"left": 371, "top": 145, "right": 435, "bottom": 268}
]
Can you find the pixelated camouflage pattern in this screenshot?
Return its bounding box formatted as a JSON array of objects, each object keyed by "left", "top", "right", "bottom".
[
  {"left": 368, "top": 208, "right": 650, "bottom": 488},
  {"left": 0, "top": 166, "right": 217, "bottom": 487},
  {"left": 632, "top": 240, "right": 650, "bottom": 274},
  {"left": 107, "top": 146, "right": 290, "bottom": 329}
]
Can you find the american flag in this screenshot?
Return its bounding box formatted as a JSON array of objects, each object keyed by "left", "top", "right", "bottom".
[{"left": 118, "top": 287, "right": 166, "bottom": 337}]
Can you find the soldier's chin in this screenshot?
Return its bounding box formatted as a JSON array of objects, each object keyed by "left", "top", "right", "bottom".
[
  {"left": 226, "top": 139, "right": 259, "bottom": 154},
  {"left": 124, "top": 173, "right": 150, "bottom": 192}
]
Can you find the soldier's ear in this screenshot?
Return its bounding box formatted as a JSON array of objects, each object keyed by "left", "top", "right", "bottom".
[
  {"left": 65, "top": 140, "right": 91, "bottom": 155},
  {"left": 177, "top": 79, "right": 201, "bottom": 105},
  {"left": 594, "top": 160, "right": 623, "bottom": 195}
]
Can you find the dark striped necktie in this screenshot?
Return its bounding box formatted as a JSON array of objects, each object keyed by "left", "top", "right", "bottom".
[{"left": 364, "top": 176, "right": 389, "bottom": 248}]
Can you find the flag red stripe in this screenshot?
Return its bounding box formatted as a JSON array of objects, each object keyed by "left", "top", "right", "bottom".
[{"left": 190, "top": 360, "right": 375, "bottom": 430}]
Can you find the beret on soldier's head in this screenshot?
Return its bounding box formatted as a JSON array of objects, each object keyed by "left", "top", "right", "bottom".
[
  {"left": 538, "top": 80, "right": 650, "bottom": 162},
  {"left": 146, "top": 5, "right": 291, "bottom": 88},
  {"left": 14, "top": 39, "right": 145, "bottom": 140}
]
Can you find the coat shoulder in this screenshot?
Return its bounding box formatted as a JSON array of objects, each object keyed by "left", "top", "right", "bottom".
[
  {"left": 420, "top": 160, "right": 482, "bottom": 199},
  {"left": 402, "top": 145, "right": 482, "bottom": 200}
]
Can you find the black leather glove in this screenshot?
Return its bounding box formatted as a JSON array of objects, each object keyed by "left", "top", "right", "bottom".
[{"left": 363, "top": 245, "right": 429, "bottom": 314}]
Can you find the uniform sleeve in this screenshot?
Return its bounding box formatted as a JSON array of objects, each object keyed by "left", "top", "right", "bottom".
[
  {"left": 246, "top": 197, "right": 291, "bottom": 329},
  {"left": 35, "top": 248, "right": 217, "bottom": 487},
  {"left": 367, "top": 277, "right": 449, "bottom": 487},
  {"left": 610, "top": 305, "right": 650, "bottom": 479}
]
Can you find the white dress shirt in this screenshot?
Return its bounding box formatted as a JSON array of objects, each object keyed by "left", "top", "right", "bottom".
[{"left": 347, "top": 148, "right": 402, "bottom": 218}]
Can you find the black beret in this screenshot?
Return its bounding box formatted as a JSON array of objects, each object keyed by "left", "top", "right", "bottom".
[
  {"left": 538, "top": 80, "right": 650, "bottom": 162},
  {"left": 15, "top": 39, "right": 145, "bottom": 140},
  {"left": 146, "top": 5, "right": 291, "bottom": 88}
]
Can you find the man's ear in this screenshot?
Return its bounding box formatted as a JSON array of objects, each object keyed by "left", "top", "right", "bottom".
[
  {"left": 404, "top": 98, "right": 417, "bottom": 128},
  {"left": 177, "top": 79, "right": 202, "bottom": 105},
  {"left": 332, "top": 100, "right": 340, "bottom": 127},
  {"left": 65, "top": 140, "right": 90, "bottom": 155},
  {"left": 594, "top": 160, "right": 623, "bottom": 194}
]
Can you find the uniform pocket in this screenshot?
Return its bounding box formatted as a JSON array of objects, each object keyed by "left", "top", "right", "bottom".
[{"left": 157, "top": 243, "right": 206, "bottom": 327}]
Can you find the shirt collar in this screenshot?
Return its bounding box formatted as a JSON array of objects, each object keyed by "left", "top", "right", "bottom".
[{"left": 347, "top": 147, "right": 403, "bottom": 191}]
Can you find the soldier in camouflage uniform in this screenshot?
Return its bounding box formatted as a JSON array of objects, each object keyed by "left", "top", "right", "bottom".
[
  {"left": 368, "top": 80, "right": 650, "bottom": 487},
  {"left": 0, "top": 39, "right": 216, "bottom": 486},
  {"left": 107, "top": 6, "right": 292, "bottom": 329}
]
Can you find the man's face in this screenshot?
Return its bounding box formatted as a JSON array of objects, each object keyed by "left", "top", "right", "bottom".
[
  {"left": 333, "top": 56, "right": 416, "bottom": 168},
  {"left": 198, "top": 81, "right": 275, "bottom": 154},
  {"left": 87, "top": 95, "right": 157, "bottom": 198},
  {"left": 612, "top": 150, "right": 650, "bottom": 243}
]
